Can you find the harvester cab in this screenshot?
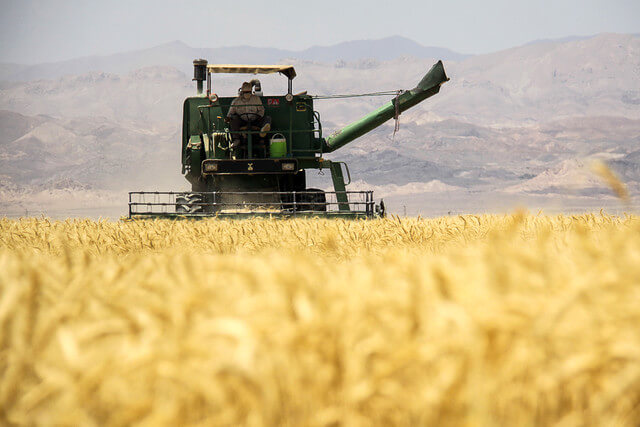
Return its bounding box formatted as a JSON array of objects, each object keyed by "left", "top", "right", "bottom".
[{"left": 128, "top": 59, "right": 449, "bottom": 218}]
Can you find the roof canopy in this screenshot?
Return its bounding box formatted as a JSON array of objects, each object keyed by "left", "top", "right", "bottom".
[{"left": 206, "top": 64, "right": 296, "bottom": 79}]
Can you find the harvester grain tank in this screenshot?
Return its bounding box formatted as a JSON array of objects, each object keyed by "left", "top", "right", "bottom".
[{"left": 128, "top": 59, "right": 449, "bottom": 218}]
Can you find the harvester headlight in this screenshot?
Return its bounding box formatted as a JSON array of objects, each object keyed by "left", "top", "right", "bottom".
[
  {"left": 204, "top": 162, "right": 218, "bottom": 172},
  {"left": 281, "top": 162, "right": 295, "bottom": 171}
]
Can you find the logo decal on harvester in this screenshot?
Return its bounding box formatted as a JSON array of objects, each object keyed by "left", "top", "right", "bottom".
[
  {"left": 267, "top": 99, "right": 280, "bottom": 106},
  {"left": 247, "top": 163, "right": 254, "bottom": 171}
]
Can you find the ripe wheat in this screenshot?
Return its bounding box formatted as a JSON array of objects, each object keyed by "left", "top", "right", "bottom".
[{"left": 1, "top": 214, "right": 639, "bottom": 425}]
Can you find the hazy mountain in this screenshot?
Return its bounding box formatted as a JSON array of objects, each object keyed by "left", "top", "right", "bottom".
[
  {"left": 2, "top": 33, "right": 638, "bottom": 127},
  {"left": 424, "top": 33, "right": 640, "bottom": 125},
  {"left": 329, "top": 115, "right": 640, "bottom": 189},
  {"left": 1, "top": 33, "right": 639, "bottom": 216},
  {"left": 525, "top": 34, "right": 596, "bottom": 45},
  {"left": 297, "top": 36, "right": 468, "bottom": 62},
  {"left": 0, "top": 36, "right": 468, "bottom": 82},
  {"left": 0, "top": 110, "right": 42, "bottom": 144},
  {"left": 0, "top": 67, "right": 192, "bottom": 124},
  {"left": 502, "top": 156, "right": 636, "bottom": 197},
  {"left": 0, "top": 110, "right": 182, "bottom": 191},
  {"left": 611, "top": 150, "right": 640, "bottom": 183}
]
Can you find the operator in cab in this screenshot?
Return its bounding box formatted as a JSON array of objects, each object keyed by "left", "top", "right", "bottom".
[{"left": 226, "top": 81, "right": 272, "bottom": 150}]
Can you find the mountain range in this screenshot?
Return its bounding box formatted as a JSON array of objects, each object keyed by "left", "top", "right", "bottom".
[
  {"left": 0, "top": 36, "right": 468, "bottom": 82},
  {"left": 1, "top": 33, "right": 639, "bottom": 217}
]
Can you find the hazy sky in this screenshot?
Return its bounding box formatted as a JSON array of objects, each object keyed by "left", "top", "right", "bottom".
[{"left": 1, "top": 0, "right": 639, "bottom": 64}]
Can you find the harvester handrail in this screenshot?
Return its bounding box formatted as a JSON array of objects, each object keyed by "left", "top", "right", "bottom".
[{"left": 128, "top": 190, "right": 377, "bottom": 219}]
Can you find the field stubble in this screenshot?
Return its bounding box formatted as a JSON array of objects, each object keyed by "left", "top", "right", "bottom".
[{"left": 1, "top": 213, "right": 639, "bottom": 426}]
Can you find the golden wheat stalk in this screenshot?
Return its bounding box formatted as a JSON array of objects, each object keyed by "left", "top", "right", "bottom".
[
  {"left": 0, "top": 215, "right": 639, "bottom": 425},
  {"left": 591, "top": 159, "right": 630, "bottom": 201}
]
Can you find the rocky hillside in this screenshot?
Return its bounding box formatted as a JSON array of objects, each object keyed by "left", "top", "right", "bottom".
[
  {"left": 0, "top": 110, "right": 182, "bottom": 191},
  {"left": 1, "top": 33, "right": 639, "bottom": 216}
]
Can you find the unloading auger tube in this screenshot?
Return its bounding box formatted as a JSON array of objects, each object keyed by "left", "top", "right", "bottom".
[{"left": 322, "top": 60, "right": 449, "bottom": 152}]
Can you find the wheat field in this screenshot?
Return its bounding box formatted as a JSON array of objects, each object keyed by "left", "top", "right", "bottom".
[{"left": 1, "top": 213, "right": 639, "bottom": 426}]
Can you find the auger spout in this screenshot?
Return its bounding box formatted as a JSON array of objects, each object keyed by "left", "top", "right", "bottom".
[{"left": 322, "top": 60, "right": 449, "bottom": 153}]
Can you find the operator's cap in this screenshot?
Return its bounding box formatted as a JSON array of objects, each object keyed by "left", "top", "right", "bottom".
[{"left": 241, "top": 82, "right": 252, "bottom": 93}]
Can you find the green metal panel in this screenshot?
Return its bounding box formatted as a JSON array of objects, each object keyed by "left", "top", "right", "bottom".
[
  {"left": 182, "top": 94, "right": 321, "bottom": 165},
  {"left": 181, "top": 96, "right": 212, "bottom": 167},
  {"left": 329, "top": 162, "right": 350, "bottom": 211},
  {"left": 188, "top": 144, "right": 203, "bottom": 176}
]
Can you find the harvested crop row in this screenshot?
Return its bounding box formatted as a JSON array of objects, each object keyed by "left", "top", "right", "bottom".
[{"left": 1, "top": 214, "right": 639, "bottom": 425}]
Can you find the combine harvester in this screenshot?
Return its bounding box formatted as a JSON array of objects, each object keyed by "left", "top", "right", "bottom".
[{"left": 129, "top": 59, "right": 448, "bottom": 219}]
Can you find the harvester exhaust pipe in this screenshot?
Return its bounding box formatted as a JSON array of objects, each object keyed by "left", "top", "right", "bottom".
[
  {"left": 193, "top": 59, "right": 208, "bottom": 94},
  {"left": 322, "top": 60, "right": 449, "bottom": 152}
]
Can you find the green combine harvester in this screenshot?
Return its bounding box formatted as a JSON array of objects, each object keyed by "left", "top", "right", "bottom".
[{"left": 129, "top": 59, "right": 448, "bottom": 219}]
